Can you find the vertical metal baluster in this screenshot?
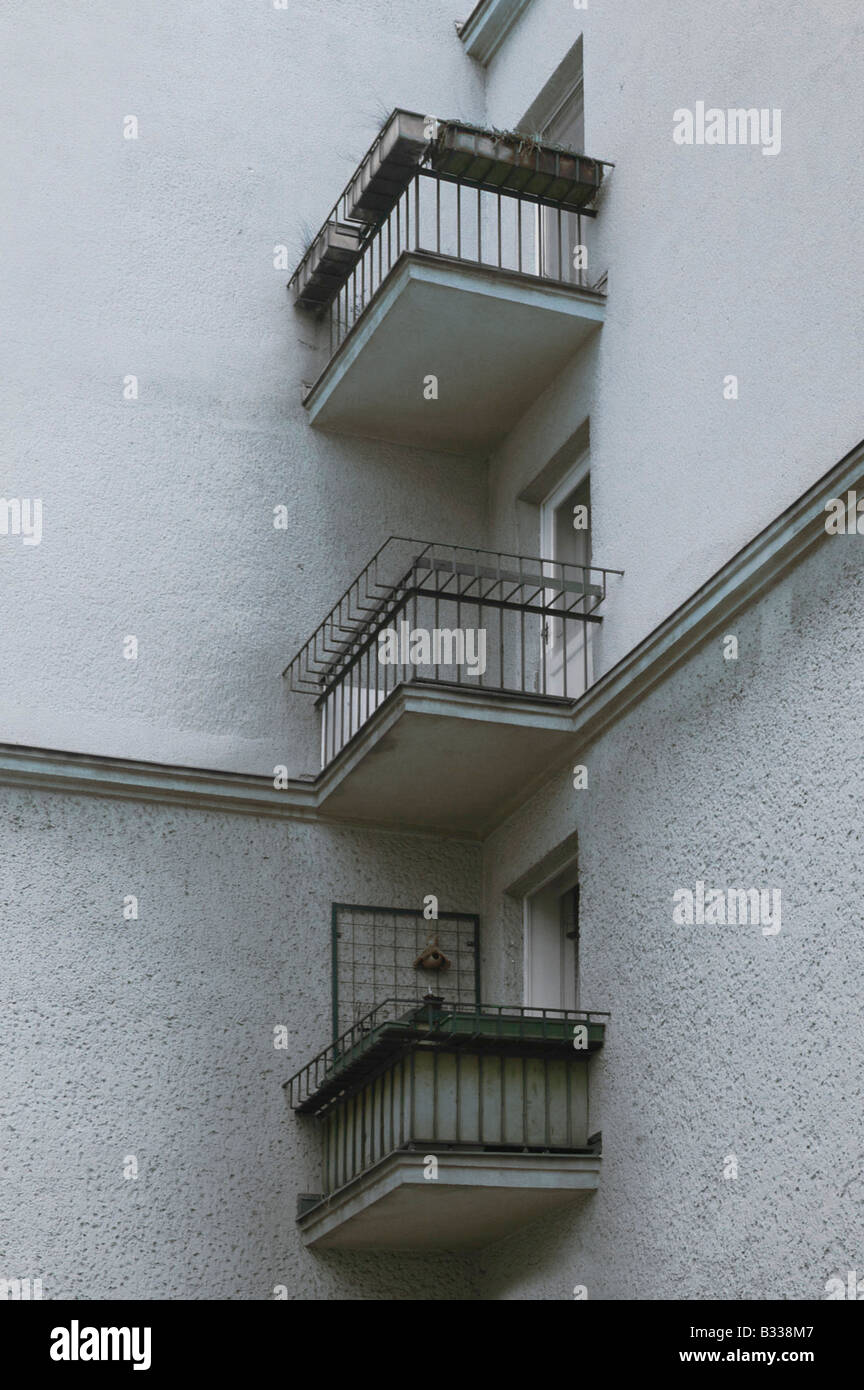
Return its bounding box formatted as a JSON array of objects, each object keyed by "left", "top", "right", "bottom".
[
  {"left": 497, "top": 191, "right": 502, "bottom": 268},
  {"left": 477, "top": 185, "right": 482, "bottom": 262},
  {"left": 436, "top": 174, "right": 441, "bottom": 253},
  {"left": 578, "top": 213, "right": 583, "bottom": 287},
  {"left": 410, "top": 1050, "right": 416, "bottom": 1144},
  {"left": 414, "top": 172, "right": 420, "bottom": 250},
  {"left": 499, "top": 1055, "right": 505, "bottom": 1145},
  {"left": 584, "top": 581, "right": 589, "bottom": 693},
  {"left": 544, "top": 1057, "right": 551, "bottom": 1150},
  {"left": 389, "top": 1055, "right": 395, "bottom": 1155},
  {"left": 557, "top": 206, "right": 563, "bottom": 280},
  {"left": 563, "top": 564, "right": 569, "bottom": 700},
  {"left": 363, "top": 1078, "right": 369, "bottom": 1172},
  {"left": 456, "top": 180, "right": 461, "bottom": 259},
  {"left": 517, "top": 199, "right": 523, "bottom": 272},
  {"left": 519, "top": 554, "right": 525, "bottom": 692},
  {"left": 338, "top": 662, "right": 344, "bottom": 753},
  {"left": 341, "top": 1089, "right": 347, "bottom": 1187}
]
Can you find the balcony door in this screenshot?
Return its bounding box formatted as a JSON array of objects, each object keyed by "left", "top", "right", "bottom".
[
  {"left": 540, "top": 453, "right": 593, "bottom": 699},
  {"left": 524, "top": 866, "right": 580, "bottom": 1012},
  {"left": 539, "top": 76, "right": 585, "bottom": 284}
]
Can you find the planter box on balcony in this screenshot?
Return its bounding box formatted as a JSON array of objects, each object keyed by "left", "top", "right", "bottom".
[
  {"left": 293, "top": 221, "right": 366, "bottom": 311},
  {"left": 432, "top": 123, "right": 605, "bottom": 209},
  {"left": 345, "top": 110, "right": 431, "bottom": 224}
]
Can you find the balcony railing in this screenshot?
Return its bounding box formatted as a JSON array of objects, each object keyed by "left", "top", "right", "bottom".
[
  {"left": 285, "top": 995, "right": 609, "bottom": 1114},
  {"left": 289, "top": 109, "right": 612, "bottom": 366},
  {"left": 286, "top": 997, "right": 608, "bottom": 1210},
  {"left": 283, "top": 537, "right": 623, "bottom": 768}
]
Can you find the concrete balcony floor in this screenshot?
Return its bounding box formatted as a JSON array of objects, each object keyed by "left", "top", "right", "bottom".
[
  {"left": 316, "top": 682, "right": 577, "bottom": 837},
  {"left": 298, "top": 1148, "right": 601, "bottom": 1250},
  {"left": 304, "top": 251, "right": 605, "bottom": 457}
]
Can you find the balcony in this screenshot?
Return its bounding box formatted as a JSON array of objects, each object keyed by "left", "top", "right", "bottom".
[
  {"left": 284, "top": 538, "right": 622, "bottom": 835},
  {"left": 286, "top": 997, "right": 607, "bottom": 1249},
  {"left": 290, "top": 110, "right": 611, "bottom": 456}
]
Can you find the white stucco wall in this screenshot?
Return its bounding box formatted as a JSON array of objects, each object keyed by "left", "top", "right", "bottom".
[
  {"left": 6, "top": 1, "right": 861, "bottom": 773},
  {"left": 0, "top": 1, "right": 486, "bottom": 775},
  {"left": 0, "top": 797, "right": 482, "bottom": 1299},
  {"left": 483, "top": 0, "right": 864, "bottom": 673},
  {"left": 476, "top": 530, "right": 864, "bottom": 1300},
  {"left": 4, "top": 0, "right": 863, "bottom": 1304}
]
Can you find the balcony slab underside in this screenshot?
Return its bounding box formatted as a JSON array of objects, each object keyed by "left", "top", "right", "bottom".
[
  {"left": 299, "top": 1149, "right": 601, "bottom": 1250},
  {"left": 316, "top": 683, "right": 576, "bottom": 835},
  {"left": 304, "top": 252, "right": 604, "bottom": 456}
]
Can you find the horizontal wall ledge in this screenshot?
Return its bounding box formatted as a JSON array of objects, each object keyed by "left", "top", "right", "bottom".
[
  {"left": 567, "top": 433, "right": 864, "bottom": 757},
  {"left": 2, "top": 434, "right": 861, "bottom": 836},
  {"left": 0, "top": 741, "right": 318, "bottom": 819}
]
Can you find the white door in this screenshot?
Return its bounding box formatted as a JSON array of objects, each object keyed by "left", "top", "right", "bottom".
[
  {"left": 524, "top": 867, "right": 580, "bottom": 1012},
  {"left": 539, "top": 77, "right": 586, "bottom": 284}
]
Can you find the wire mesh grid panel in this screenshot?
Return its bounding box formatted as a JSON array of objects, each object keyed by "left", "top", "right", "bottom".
[{"left": 332, "top": 903, "right": 479, "bottom": 1036}]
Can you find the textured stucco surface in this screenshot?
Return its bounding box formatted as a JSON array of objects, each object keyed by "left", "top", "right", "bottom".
[
  {"left": 3, "top": 0, "right": 863, "bottom": 772},
  {"left": 0, "top": 800, "right": 481, "bottom": 1299},
  {"left": 4, "top": 532, "right": 861, "bottom": 1300},
  {"left": 0, "top": 0, "right": 486, "bottom": 774},
  {"left": 484, "top": 0, "right": 864, "bottom": 673},
  {"left": 4, "top": 0, "right": 864, "bottom": 1304},
  {"left": 476, "top": 531, "right": 864, "bottom": 1300}
]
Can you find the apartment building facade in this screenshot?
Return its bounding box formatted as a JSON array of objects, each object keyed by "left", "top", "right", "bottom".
[{"left": 2, "top": 0, "right": 863, "bottom": 1300}]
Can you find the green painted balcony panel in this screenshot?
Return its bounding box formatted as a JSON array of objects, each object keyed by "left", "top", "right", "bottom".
[
  {"left": 286, "top": 999, "right": 608, "bottom": 1249},
  {"left": 320, "top": 1047, "right": 591, "bottom": 1196}
]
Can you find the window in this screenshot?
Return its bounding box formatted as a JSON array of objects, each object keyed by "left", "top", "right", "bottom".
[{"left": 541, "top": 76, "right": 585, "bottom": 155}]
